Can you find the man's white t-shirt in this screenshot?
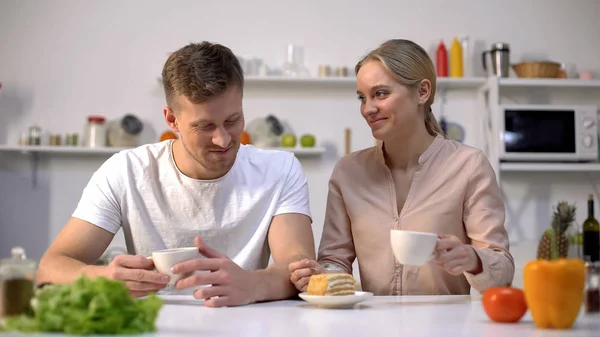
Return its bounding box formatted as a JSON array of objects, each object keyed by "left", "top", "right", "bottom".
[{"left": 72, "top": 140, "right": 312, "bottom": 271}]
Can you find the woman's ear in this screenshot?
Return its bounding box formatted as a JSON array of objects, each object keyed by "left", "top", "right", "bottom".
[{"left": 417, "top": 79, "right": 432, "bottom": 105}]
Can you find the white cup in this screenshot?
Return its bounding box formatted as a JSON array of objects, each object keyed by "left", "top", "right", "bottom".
[
  {"left": 149, "top": 247, "right": 201, "bottom": 287},
  {"left": 390, "top": 230, "right": 439, "bottom": 266}
]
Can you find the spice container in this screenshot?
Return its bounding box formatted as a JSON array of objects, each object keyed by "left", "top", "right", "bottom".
[
  {"left": 0, "top": 247, "right": 37, "bottom": 318},
  {"left": 335, "top": 66, "right": 349, "bottom": 77},
  {"left": 318, "top": 65, "right": 332, "bottom": 77},
  {"left": 18, "top": 132, "right": 28, "bottom": 145},
  {"left": 66, "top": 133, "right": 79, "bottom": 146},
  {"left": 49, "top": 134, "right": 62, "bottom": 146},
  {"left": 83, "top": 115, "right": 107, "bottom": 148},
  {"left": 585, "top": 261, "right": 600, "bottom": 314}
]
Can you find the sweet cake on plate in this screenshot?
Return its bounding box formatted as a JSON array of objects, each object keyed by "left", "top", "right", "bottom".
[{"left": 307, "top": 273, "right": 356, "bottom": 296}]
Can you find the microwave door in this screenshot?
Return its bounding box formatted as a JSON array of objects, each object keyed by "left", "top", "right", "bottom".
[{"left": 501, "top": 109, "right": 576, "bottom": 161}]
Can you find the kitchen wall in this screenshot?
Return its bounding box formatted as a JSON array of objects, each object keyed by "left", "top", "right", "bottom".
[{"left": 1, "top": 0, "right": 600, "bottom": 282}]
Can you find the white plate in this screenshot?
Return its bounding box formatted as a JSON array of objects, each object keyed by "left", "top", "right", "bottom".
[{"left": 298, "top": 291, "right": 374, "bottom": 308}]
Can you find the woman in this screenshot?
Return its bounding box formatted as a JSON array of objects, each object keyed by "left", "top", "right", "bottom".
[{"left": 289, "top": 39, "right": 514, "bottom": 296}]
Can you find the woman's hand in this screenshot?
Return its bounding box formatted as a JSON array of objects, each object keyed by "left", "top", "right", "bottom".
[
  {"left": 434, "top": 235, "right": 482, "bottom": 276},
  {"left": 288, "top": 259, "right": 324, "bottom": 292}
]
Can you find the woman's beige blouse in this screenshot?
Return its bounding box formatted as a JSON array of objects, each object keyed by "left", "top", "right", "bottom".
[{"left": 317, "top": 135, "right": 515, "bottom": 295}]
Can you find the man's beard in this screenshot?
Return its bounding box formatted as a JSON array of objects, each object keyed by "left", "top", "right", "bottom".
[{"left": 180, "top": 136, "right": 238, "bottom": 176}]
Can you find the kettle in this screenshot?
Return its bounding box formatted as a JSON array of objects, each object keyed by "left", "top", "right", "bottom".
[
  {"left": 481, "top": 43, "right": 511, "bottom": 78},
  {"left": 108, "top": 114, "right": 144, "bottom": 148}
]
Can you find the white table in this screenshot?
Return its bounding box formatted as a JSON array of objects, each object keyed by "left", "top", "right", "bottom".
[
  {"left": 152, "top": 294, "right": 599, "bottom": 337},
  {"left": 7, "top": 295, "right": 600, "bottom": 336}
]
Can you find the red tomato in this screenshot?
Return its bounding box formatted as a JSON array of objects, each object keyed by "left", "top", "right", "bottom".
[{"left": 482, "top": 286, "right": 528, "bottom": 323}]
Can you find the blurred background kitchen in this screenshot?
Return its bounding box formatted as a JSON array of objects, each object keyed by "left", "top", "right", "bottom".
[{"left": 1, "top": 0, "right": 599, "bottom": 291}]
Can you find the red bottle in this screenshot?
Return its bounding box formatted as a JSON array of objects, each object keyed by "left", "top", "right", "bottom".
[{"left": 436, "top": 40, "right": 448, "bottom": 77}]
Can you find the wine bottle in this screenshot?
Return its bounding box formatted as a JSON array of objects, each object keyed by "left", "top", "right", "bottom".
[{"left": 582, "top": 194, "right": 600, "bottom": 262}]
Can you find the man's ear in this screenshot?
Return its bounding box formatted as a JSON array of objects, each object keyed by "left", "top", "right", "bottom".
[{"left": 163, "top": 106, "right": 179, "bottom": 133}]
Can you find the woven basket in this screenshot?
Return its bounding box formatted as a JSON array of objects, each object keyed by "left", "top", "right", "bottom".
[{"left": 512, "top": 62, "right": 561, "bottom": 78}]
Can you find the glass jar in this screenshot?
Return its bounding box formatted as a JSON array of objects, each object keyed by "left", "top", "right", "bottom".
[
  {"left": 282, "top": 44, "right": 310, "bottom": 77},
  {"left": 0, "top": 247, "right": 37, "bottom": 318},
  {"left": 28, "top": 125, "right": 42, "bottom": 145},
  {"left": 83, "top": 115, "right": 107, "bottom": 148},
  {"left": 584, "top": 261, "right": 600, "bottom": 314}
]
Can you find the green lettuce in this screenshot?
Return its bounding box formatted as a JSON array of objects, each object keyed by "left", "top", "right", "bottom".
[{"left": 1, "top": 276, "right": 163, "bottom": 335}]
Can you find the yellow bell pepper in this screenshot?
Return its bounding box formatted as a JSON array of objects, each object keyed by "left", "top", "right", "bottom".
[{"left": 523, "top": 258, "right": 585, "bottom": 329}]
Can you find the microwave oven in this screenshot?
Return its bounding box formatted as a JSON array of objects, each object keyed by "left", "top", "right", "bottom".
[{"left": 498, "top": 104, "right": 598, "bottom": 162}]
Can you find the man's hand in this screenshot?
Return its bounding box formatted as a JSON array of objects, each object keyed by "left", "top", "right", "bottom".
[
  {"left": 171, "top": 236, "right": 260, "bottom": 307},
  {"left": 288, "top": 259, "right": 323, "bottom": 292},
  {"left": 433, "top": 234, "right": 482, "bottom": 276},
  {"left": 102, "top": 254, "right": 171, "bottom": 297}
]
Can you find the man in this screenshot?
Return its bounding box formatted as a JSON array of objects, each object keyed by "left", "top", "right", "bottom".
[{"left": 37, "top": 41, "right": 316, "bottom": 307}]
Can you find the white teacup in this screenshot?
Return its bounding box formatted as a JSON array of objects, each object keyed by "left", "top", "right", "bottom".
[
  {"left": 390, "top": 230, "right": 439, "bottom": 266},
  {"left": 149, "top": 247, "right": 201, "bottom": 287}
]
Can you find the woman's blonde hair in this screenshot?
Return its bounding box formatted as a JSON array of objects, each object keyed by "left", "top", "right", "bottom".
[{"left": 355, "top": 39, "right": 444, "bottom": 137}]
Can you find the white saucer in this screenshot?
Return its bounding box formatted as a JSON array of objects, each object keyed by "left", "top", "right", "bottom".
[{"left": 298, "top": 291, "right": 374, "bottom": 308}]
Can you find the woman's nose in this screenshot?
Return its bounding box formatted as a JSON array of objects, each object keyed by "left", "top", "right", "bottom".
[{"left": 362, "top": 99, "right": 378, "bottom": 115}]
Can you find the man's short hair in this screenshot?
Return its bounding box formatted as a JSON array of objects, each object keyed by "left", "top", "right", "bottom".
[{"left": 162, "top": 41, "right": 244, "bottom": 109}]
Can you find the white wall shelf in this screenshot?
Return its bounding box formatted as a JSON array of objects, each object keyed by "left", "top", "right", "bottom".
[
  {"left": 498, "top": 78, "right": 600, "bottom": 89},
  {"left": 0, "top": 145, "right": 132, "bottom": 155},
  {"left": 500, "top": 162, "right": 600, "bottom": 172},
  {"left": 159, "top": 75, "right": 600, "bottom": 90},
  {"left": 157, "top": 76, "right": 486, "bottom": 90},
  {"left": 0, "top": 144, "right": 325, "bottom": 157},
  {"left": 0, "top": 144, "right": 325, "bottom": 189},
  {"left": 264, "top": 146, "right": 326, "bottom": 156}
]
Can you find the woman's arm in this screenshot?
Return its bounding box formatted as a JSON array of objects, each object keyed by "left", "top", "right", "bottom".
[
  {"left": 462, "top": 150, "right": 515, "bottom": 292},
  {"left": 317, "top": 168, "right": 356, "bottom": 274}
]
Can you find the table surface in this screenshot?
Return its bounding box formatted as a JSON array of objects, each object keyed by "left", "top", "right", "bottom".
[{"left": 5, "top": 295, "right": 600, "bottom": 336}]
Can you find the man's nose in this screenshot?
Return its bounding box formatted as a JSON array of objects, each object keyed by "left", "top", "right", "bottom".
[{"left": 212, "top": 126, "right": 231, "bottom": 148}]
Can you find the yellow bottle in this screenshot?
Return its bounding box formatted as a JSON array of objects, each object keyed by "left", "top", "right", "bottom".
[{"left": 450, "top": 37, "right": 463, "bottom": 78}]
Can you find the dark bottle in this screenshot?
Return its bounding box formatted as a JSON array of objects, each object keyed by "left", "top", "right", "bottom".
[{"left": 583, "top": 194, "right": 600, "bottom": 262}]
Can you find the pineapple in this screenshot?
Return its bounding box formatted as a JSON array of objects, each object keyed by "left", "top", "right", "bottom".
[{"left": 536, "top": 201, "right": 576, "bottom": 260}]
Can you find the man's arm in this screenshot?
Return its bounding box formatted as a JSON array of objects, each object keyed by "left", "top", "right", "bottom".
[
  {"left": 38, "top": 152, "right": 170, "bottom": 296},
  {"left": 38, "top": 153, "right": 124, "bottom": 285},
  {"left": 39, "top": 217, "right": 170, "bottom": 297},
  {"left": 252, "top": 213, "right": 315, "bottom": 302},
  {"left": 37, "top": 218, "right": 115, "bottom": 285},
  {"left": 252, "top": 153, "right": 315, "bottom": 301}
]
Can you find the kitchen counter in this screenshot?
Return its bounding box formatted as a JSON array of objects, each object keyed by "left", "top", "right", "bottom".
[{"left": 7, "top": 294, "right": 600, "bottom": 336}]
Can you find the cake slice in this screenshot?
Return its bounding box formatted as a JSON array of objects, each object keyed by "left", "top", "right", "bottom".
[{"left": 307, "top": 273, "right": 356, "bottom": 296}]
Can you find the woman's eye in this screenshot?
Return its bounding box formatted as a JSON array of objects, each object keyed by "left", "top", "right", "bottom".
[{"left": 376, "top": 91, "right": 388, "bottom": 97}]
